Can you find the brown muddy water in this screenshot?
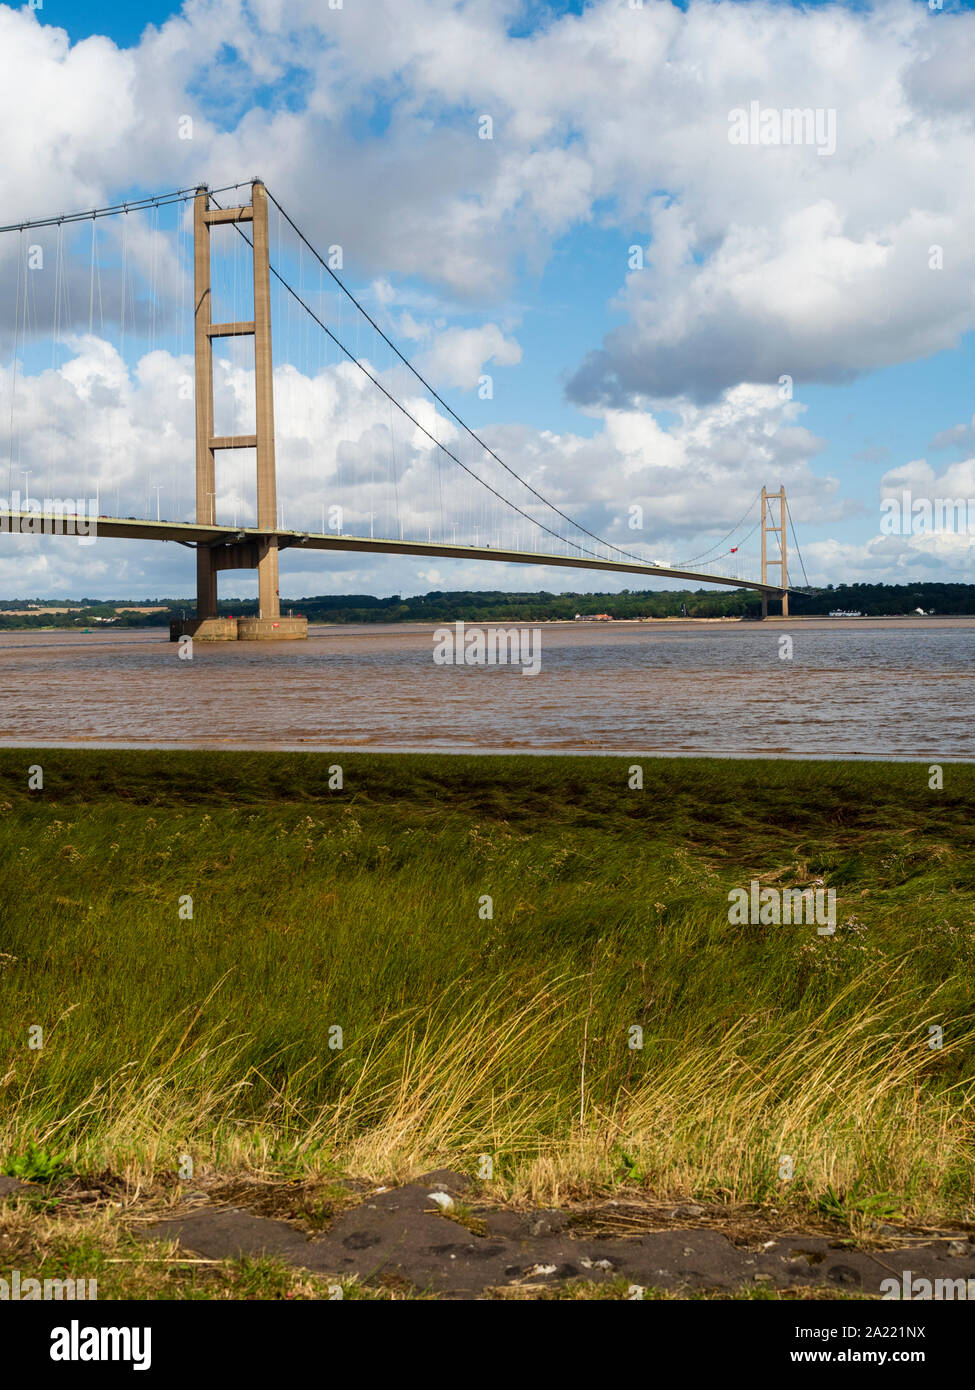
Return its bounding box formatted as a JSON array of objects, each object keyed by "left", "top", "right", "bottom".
[{"left": 0, "top": 618, "right": 972, "bottom": 758}]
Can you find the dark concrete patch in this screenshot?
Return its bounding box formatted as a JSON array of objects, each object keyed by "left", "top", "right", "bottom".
[
  {"left": 144, "top": 1206, "right": 317, "bottom": 1264},
  {"left": 136, "top": 1171, "right": 975, "bottom": 1299},
  {"left": 0, "top": 1175, "right": 34, "bottom": 1198}
]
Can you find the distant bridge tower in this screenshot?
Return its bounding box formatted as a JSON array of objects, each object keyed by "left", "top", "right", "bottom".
[
  {"left": 760, "top": 485, "right": 789, "bottom": 618},
  {"left": 174, "top": 180, "right": 306, "bottom": 641}
]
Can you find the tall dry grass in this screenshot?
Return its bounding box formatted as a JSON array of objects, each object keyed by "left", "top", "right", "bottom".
[{"left": 1, "top": 750, "right": 973, "bottom": 1217}]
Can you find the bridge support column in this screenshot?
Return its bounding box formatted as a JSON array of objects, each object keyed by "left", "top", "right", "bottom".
[
  {"left": 196, "top": 549, "right": 218, "bottom": 619},
  {"left": 251, "top": 182, "right": 281, "bottom": 623},
  {"left": 194, "top": 188, "right": 218, "bottom": 620}
]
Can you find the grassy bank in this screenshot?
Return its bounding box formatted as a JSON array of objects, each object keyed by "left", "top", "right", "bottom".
[{"left": 0, "top": 751, "right": 972, "bottom": 1221}]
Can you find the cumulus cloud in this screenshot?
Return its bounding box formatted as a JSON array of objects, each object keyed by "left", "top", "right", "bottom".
[
  {"left": 2, "top": 2, "right": 972, "bottom": 369},
  {"left": 4, "top": 0, "right": 973, "bottom": 330},
  {"left": 415, "top": 324, "right": 521, "bottom": 391},
  {"left": 804, "top": 531, "right": 975, "bottom": 585},
  {"left": 929, "top": 414, "right": 975, "bottom": 454},
  {"left": 0, "top": 332, "right": 839, "bottom": 594},
  {"left": 567, "top": 199, "right": 965, "bottom": 406},
  {"left": 2, "top": 0, "right": 972, "bottom": 591},
  {"left": 807, "top": 457, "right": 975, "bottom": 586}
]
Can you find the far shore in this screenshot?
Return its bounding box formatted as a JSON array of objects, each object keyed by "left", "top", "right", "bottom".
[{"left": 5, "top": 611, "right": 975, "bottom": 637}]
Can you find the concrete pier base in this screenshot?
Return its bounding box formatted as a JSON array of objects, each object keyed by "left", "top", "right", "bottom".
[
  {"left": 237, "top": 616, "right": 308, "bottom": 641},
  {"left": 170, "top": 617, "right": 238, "bottom": 642},
  {"left": 170, "top": 616, "right": 307, "bottom": 642}
]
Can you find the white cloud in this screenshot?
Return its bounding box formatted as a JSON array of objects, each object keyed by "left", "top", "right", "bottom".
[
  {"left": 802, "top": 458, "right": 975, "bottom": 585},
  {"left": 1, "top": 0, "right": 972, "bottom": 392},
  {"left": 415, "top": 324, "right": 521, "bottom": 391},
  {"left": 804, "top": 531, "right": 975, "bottom": 584},
  {"left": 930, "top": 414, "right": 975, "bottom": 454},
  {"left": 2, "top": 0, "right": 974, "bottom": 592},
  {"left": 0, "top": 336, "right": 838, "bottom": 594}
]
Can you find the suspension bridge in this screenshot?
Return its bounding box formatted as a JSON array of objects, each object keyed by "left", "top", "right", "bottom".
[{"left": 0, "top": 179, "right": 807, "bottom": 639}]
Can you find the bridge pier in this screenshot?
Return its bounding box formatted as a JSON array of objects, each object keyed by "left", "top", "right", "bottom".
[
  {"left": 172, "top": 536, "right": 306, "bottom": 641},
  {"left": 759, "top": 593, "right": 790, "bottom": 619},
  {"left": 170, "top": 613, "right": 307, "bottom": 642},
  {"left": 171, "top": 616, "right": 238, "bottom": 641}
]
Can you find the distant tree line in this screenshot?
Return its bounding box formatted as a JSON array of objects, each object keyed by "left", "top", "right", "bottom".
[{"left": 0, "top": 581, "right": 973, "bottom": 629}]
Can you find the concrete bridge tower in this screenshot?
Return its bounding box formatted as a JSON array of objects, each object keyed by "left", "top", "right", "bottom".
[
  {"left": 760, "top": 485, "right": 789, "bottom": 619},
  {"left": 172, "top": 180, "right": 307, "bottom": 641}
]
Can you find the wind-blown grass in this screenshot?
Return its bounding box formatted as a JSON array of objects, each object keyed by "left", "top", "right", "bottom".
[{"left": 0, "top": 750, "right": 972, "bottom": 1218}]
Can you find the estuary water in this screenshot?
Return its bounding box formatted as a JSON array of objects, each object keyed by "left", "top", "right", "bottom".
[{"left": 0, "top": 618, "right": 972, "bottom": 759}]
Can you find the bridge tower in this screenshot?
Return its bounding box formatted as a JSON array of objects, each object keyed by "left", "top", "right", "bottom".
[
  {"left": 173, "top": 180, "right": 306, "bottom": 641},
  {"left": 760, "top": 485, "right": 789, "bottom": 618}
]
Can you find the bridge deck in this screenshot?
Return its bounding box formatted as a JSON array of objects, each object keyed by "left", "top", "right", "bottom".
[{"left": 0, "top": 514, "right": 790, "bottom": 596}]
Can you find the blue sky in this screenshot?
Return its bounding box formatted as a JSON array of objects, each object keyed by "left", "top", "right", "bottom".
[{"left": 1, "top": 0, "right": 975, "bottom": 600}]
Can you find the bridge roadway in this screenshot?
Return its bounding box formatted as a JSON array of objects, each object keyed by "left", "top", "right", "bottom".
[{"left": 0, "top": 513, "right": 791, "bottom": 596}]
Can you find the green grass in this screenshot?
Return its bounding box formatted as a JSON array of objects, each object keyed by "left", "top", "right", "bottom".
[{"left": 0, "top": 750, "right": 972, "bottom": 1219}]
